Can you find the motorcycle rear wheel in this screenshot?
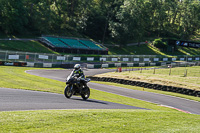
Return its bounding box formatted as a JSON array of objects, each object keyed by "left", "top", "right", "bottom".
[
  {"left": 64, "top": 85, "right": 73, "bottom": 98},
  {"left": 81, "top": 87, "right": 90, "bottom": 100}
]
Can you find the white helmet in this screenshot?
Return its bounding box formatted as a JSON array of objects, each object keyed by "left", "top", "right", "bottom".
[{"left": 74, "top": 64, "right": 81, "bottom": 70}]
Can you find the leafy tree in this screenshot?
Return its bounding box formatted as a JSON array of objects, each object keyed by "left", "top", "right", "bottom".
[
  {"left": 0, "top": 0, "right": 199, "bottom": 43},
  {"left": 0, "top": 0, "right": 28, "bottom": 34}
]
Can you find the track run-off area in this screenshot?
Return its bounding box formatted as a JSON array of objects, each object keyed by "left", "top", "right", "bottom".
[{"left": 1, "top": 68, "right": 200, "bottom": 115}]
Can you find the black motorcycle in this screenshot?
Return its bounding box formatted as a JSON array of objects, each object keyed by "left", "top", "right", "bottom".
[{"left": 64, "top": 72, "right": 90, "bottom": 100}]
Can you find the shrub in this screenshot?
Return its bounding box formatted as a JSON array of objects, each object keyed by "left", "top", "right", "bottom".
[{"left": 153, "top": 39, "right": 167, "bottom": 51}]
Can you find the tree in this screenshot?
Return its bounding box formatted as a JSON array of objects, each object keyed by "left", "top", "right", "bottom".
[{"left": 0, "top": 0, "right": 28, "bottom": 34}]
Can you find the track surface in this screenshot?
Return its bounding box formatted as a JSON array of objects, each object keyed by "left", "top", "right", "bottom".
[
  {"left": 26, "top": 69, "right": 200, "bottom": 115},
  {"left": 0, "top": 88, "right": 141, "bottom": 111}
]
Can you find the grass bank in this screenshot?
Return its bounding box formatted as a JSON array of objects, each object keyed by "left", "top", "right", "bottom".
[
  {"left": 1, "top": 40, "right": 200, "bottom": 55},
  {"left": 0, "top": 40, "right": 57, "bottom": 54},
  {"left": 96, "top": 66, "right": 200, "bottom": 90},
  {"left": 107, "top": 44, "right": 200, "bottom": 55}
]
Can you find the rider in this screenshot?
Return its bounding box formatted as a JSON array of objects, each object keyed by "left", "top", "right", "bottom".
[{"left": 72, "top": 64, "right": 85, "bottom": 84}]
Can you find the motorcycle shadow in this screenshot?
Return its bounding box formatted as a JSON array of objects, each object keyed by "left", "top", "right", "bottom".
[{"left": 70, "top": 97, "right": 108, "bottom": 105}]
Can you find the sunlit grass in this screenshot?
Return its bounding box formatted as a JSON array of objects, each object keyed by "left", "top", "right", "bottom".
[
  {"left": 1, "top": 110, "right": 200, "bottom": 133},
  {"left": 96, "top": 66, "right": 200, "bottom": 90}
]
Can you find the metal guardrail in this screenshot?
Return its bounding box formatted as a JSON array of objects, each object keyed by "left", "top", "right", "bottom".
[{"left": 0, "top": 50, "right": 199, "bottom": 64}]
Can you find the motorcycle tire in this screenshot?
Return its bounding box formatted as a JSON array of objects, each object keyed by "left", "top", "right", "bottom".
[
  {"left": 81, "top": 87, "right": 90, "bottom": 100},
  {"left": 64, "top": 85, "right": 73, "bottom": 98}
]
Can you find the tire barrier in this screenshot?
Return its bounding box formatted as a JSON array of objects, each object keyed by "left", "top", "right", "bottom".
[{"left": 88, "top": 76, "right": 200, "bottom": 97}]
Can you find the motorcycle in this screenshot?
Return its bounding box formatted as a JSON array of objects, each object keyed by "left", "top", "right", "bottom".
[{"left": 64, "top": 71, "right": 91, "bottom": 100}]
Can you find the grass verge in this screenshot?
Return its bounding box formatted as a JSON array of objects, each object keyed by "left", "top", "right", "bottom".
[
  {"left": 96, "top": 66, "right": 200, "bottom": 90},
  {"left": 1, "top": 110, "right": 200, "bottom": 133}
]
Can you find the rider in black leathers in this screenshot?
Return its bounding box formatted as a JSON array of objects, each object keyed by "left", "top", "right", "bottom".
[{"left": 72, "top": 64, "right": 85, "bottom": 85}]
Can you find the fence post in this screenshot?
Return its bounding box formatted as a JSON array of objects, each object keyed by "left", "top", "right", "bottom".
[
  {"left": 5, "top": 51, "right": 8, "bottom": 61},
  {"left": 25, "top": 52, "right": 27, "bottom": 62},
  {"left": 34, "top": 53, "right": 37, "bottom": 62},
  {"left": 169, "top": 67, "right": 171, "bottom": 76},
  {"left": 153, "top": 67, "right": 155, "bottom": 74},
  {"left": 52, "top": 54, "right": 54, "bottom": 63},
  {"left": 15, "top": 51, "right": 17, "bottom": 62}
]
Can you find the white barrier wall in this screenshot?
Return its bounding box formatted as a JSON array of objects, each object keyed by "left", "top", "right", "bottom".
[
  {"left": 8, "top": 55, "right": 19, "bottom": 59},
  {"left": 154, "top": 58, "right": 159, "bottom": 61},
  {"left": 115, "top": 63, "right": 121, "bottom": 67},
  {"left": 73, "top": 57, "right": 81, "bottom": 61},
  {"left": 87, "top": 64, "right": 94, "bottom": 69},
  {"left": 102, "top": 64, "right": 109, "bottom": 68},
  {"left": 150, "top": 63, "right": 156, "bottom": 66},
  {"left": 26, "top": 62, "right": 35, "bottom": 67},
  {"left": 87, "top": 57, "right": 94, "bottom": 61},
  {"left": 112, "top": 58, "right": 118, "bottom": 61},
  {"left": 134, "top": 58, "right": 139, "bottom": 61},
  {"left": 100, "top": 58, "right": 106, "bottom": 61},
  {"left": 139, "top": 63, "right": 145, "bottom": 66},
  {"left": 43, "top": 63, "right": 52, "bottom": 68},
  {"left": 144, "top": 58, "right": 150, "bottom": 61},
  {"left": 127, "top": 63, "right": 134, "bottom": 67},
  {"left": 123, "top": 58, "right": 129, "bottom": 61},
  {"left": 57, "top": 56, "right": 66, "bottom": 60},
  {"left": 172, "top": 58, "right": 176, "bottom": 61}
]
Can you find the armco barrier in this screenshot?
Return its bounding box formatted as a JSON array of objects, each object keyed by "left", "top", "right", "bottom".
[{"left": 88, "top": 76, "right": 200, "bottom": 97}]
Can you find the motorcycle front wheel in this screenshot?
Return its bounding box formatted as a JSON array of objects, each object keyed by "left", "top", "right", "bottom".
[
  {"left": 81, "top": 87, "right": 90, "bottom": 100},
  {"left": 64, "top": 85, "right": 73, "bottom": 98}
]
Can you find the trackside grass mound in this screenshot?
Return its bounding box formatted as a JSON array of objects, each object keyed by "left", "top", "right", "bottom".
[
  {"left": 0, "top": 66, "right": 200, "bottom": 132},
  {"left": 0, "top": 40, "right": 57, "bottom": 54}
]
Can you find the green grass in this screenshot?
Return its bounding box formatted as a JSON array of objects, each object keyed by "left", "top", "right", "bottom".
[
  {"left": 1, "top": 40, "right": 200, "bottom": 56},
  {"left": 0, "top": 40, "right": 57, "bottom": 54},
  {"left": 107, "top": 43, "right": 200, "bottom": 55},
  {"left": 0, "top": 66, "right": 200, "bottom": 132},
  {"left": 1, "top": 110, "right": 200, "bottom": 133},
  {"left": 97, "top": 66, "right": 200, "bottom": 90},
  {"left": 0, "top": 66, "right": 65, "bottom": 93}
]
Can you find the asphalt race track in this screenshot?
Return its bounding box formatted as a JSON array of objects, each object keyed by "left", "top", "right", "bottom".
[
  {"left": 0, "top": 88, "right": 142, "bottom": 111},
  {"left": 1, "top": 68, "right": 200, "bottom": 114}
]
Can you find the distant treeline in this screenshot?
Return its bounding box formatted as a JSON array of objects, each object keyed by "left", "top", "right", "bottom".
[{"left": 0, "top": 0, "right": 200, "bottom": 44}]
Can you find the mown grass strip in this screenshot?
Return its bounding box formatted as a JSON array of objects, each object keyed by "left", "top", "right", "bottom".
[{"left": 0, "top": 110, "right": 200, "bottom": 133}]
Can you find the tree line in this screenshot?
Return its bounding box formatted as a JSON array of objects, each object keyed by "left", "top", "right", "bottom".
[{"left": 0, "top": 0, "right": 199, "bottom": 45}]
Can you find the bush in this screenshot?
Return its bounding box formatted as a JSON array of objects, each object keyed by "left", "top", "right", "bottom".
[{"left": 153, "top": 39, "right": 167, "bottom": 51}]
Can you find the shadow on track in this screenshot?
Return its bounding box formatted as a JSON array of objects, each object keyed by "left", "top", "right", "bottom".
[{"left": 70, "top": 98, "right": 108, "bottom": 104}]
